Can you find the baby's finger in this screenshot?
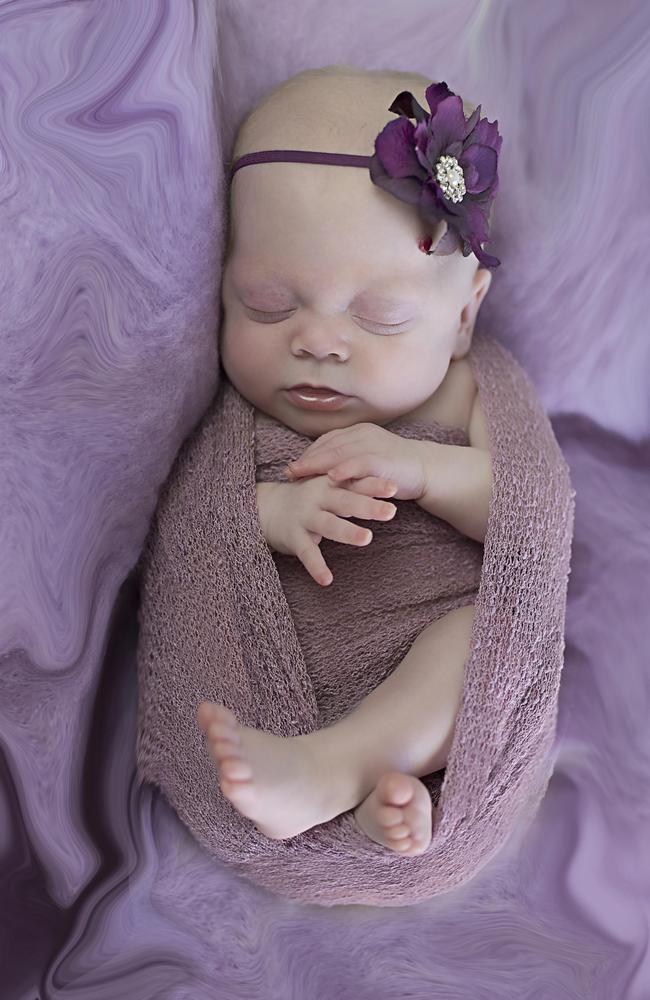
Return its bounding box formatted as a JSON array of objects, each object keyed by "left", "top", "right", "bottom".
[
  {"left": 327, "top": 486, "right": 396, "bottom": 524},
  {"left": 295, "top": 536, "right": 333, "bottom": 587},
  {"left": 326, "top": 461, "right": 363, "bottom": 482},
  {"left": 342, "top": 476, "right": 398, "bottom": 497}
]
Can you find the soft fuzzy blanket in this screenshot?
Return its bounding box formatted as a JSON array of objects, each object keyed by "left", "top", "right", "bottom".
[{"left": 4, "top": 0, "right": 646, "bottom": 992}]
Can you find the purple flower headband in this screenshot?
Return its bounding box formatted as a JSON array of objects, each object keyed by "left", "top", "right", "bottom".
[{"left": 230, "top": 80, "right": 502, "bottom": 269}]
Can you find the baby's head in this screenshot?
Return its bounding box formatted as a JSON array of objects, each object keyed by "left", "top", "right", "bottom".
[{"left": 220, "top": 65, "right": 495, "bottom": 437}]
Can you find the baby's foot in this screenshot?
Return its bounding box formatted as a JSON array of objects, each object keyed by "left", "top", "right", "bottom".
[
  {"left": 197, "top": 701, "right": 349, "bottom": 841},
  {"left": 352, "top": 772, "right": 433, "bottom": 856}
]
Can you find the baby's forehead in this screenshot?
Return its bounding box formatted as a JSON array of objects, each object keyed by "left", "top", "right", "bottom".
[
  {"left": 230, "top": 159, "right": 425, "bottom": 256},
  {"left": 229, "top": 168, "right": 460, "bottom": 276},
  {"left": 230, "top": 260, "right": 428, "bottom": 300}
]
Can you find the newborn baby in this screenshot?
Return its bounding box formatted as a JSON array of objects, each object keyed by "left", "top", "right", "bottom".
[{"left": 197, "top": 65, "right": 495, "bottom": 857}]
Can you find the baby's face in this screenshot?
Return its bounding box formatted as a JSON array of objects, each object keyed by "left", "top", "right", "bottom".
[{"left": 220, "top": 161, "right": 488, "bottom": 439}]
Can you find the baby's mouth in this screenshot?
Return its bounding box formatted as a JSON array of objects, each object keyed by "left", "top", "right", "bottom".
[
  {"left": 284, "top": 386, "right": 355, "bottom": 411},
  {"left": 288, "top": 385, "right": 350, "bottom": 397}
]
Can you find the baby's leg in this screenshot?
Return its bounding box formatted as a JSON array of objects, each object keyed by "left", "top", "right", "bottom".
[
  {"left": 337, "top": 603, "right": 474, "bottom": 855},
  {"left": 320, "top": 603, "right": 475, "bottom": 797},
  {"left": 199, "top": 603, "right": 474, "bottom": 844}
]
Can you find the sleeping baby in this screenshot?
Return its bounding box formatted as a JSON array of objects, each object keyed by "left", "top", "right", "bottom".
[{"left": 196, "top": 65, "right": 499, "bottom": 857}]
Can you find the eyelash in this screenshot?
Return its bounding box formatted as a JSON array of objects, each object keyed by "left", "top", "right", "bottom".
[{"left": 245, "top": 308, "right": 409, "bottom": 334}]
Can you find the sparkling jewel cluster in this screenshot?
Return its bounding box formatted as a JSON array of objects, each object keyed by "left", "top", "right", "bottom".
[{"left": 435, "top": 154, "right": 466, "bottom": 203}]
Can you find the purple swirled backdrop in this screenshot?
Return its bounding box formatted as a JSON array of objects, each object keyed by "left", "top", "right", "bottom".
[{"left": 1, "top": 1, "right": 649, "bottom": 998}]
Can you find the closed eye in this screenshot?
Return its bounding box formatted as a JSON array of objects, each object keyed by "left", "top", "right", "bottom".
[
  {"left": 244, "top": 308, "right": 295, "bottom": 323},
  {"left": 244, "top": 307, "right": 411, "bottom": 333}
]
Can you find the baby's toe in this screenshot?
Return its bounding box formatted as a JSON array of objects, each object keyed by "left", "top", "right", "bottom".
[
  {"left": 204, "top": 707, "right": 240, "bottom": 745},
  {"left": 197, "top": 701, "right": 238, "bottom": 733},
  {"left": 207, "top": 736, "right": 253, "bottom": 789},
  {"left": 219, "top": 754, "right": 253, "bottom": 781},
  {"left": 375, "top": 772, "right": 416, "bottom": 808},
  {"left": 207, "top": 720, "right": 240, "bottom": 748},
  {"left": 383, "top": 822, "right": 412, "bottom": 841},
  {"left": 375, "top": 772, "right": 433, "bottom": 855},
  {"left": 201, "top": 713, "right": 250, "bottom": 782},
  {"left": 375, "top": 803, "right": 406, "bottom": 828},
  {"left": 375, "top": 804, "right": 413, "bottom": 841},
  {"left": 197, "top": 701, "right": 219, "bottom": 731}
]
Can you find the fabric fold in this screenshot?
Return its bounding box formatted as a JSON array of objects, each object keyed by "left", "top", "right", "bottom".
[{"left": 135, "top": 331, "right": 575, "bottom": 907}]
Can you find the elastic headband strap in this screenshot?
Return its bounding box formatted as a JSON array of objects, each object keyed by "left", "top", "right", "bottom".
[{"left": 229, "top": 150, "right": 372, "bottom": 180}]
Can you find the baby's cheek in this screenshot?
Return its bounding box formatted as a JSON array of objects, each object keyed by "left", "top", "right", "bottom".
[
  {"left": 220, "top": 322, "right": 248, "bottom": 373},
  {"left": 224, "top": 326, "right": 276, "bottom": 393}
]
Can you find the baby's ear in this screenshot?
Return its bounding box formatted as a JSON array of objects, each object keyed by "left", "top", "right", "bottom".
[
  {"left": 453, "top": 268, "right": 492, "bottom": 358},
  {"left": 473, "top": 267, "right": 492, "bottom": 304}
]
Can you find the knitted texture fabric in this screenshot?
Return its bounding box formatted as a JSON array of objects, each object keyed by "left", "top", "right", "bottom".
[
  {"left": 254, "top": 407, "right": 483, "bottom": 732},
  {"left": 135, "top": 331, "right": 576, "bottom": 907}
]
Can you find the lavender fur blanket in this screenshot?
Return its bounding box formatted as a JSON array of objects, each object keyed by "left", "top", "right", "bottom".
[
  {"left": 6, "top": 2, "right": 648, "bottom": 992},
  {"left": 135, "top": 331, "right": 575, "bottom": 907}
]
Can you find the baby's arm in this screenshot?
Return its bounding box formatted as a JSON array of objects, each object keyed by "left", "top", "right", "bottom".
[{"left": 416, "top": 388, "right": 493, "bottom": 544}]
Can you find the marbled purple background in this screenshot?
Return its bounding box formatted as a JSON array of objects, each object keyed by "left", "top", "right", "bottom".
[{"left": 1, "top": 1, "right": 649, "bottom": 997}]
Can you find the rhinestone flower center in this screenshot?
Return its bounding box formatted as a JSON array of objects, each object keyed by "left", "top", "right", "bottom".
[{"left": 435, "top": 154, "right": 466, "bottom": 203}]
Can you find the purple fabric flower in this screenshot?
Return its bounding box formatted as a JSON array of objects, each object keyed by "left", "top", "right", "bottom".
[{"left": 369, "top": 82, "right": 502, "bottom": 268}]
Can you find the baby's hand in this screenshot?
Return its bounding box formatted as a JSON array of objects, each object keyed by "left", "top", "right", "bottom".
[
  {"left": 256, "top": 474, "right": 397, "bottom": 587},
  {"left": 284, "top": 422, "right": 428, "bottom": 501}
]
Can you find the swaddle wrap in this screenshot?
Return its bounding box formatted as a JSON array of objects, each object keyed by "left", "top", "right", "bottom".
[
  {"left": 254, "top": 391, "right": 484, "bottom": 730},
  {"left": 135, "top": 331, "right": 576, "bottom": 907}
]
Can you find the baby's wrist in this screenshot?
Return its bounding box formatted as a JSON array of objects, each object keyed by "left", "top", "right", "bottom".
[
  {"left": 255, "top": 481, "right": 284, "bottom": 551},
  {"left": 416, "top": 442, "right": 493, "bottom": 544}
]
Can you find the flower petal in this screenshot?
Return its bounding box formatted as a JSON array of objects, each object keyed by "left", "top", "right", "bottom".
[
  {"left": 455, "top": 199, "right": 490, "bottom": 244},
  {"left": 459, "top": 143, "right": 498, "bottom": 195},
  {"left": 373, "top": 118, "right": 423, "bottom": 178},
  {"left": 388, "top": 90, "right": 429, "bottom": 123},
  {"left": 475, "top": 246, "right": 501, "bottom": 268},
  {"left": 419, "top": 128, "right": 444, "bottom": 171},
  {"left": 424, "top": 81, "right": 456, "bottom": 118},
  {"left": 453, "top": 200, "right": 500, "bottom": 268},
  {"left": 370, "top": 164, "right": 422, "bottom": 205},
  {"left": 369, "top": 157, "right": 423, "bottom": 206},
  {"left": 462, "top": 104, "right": 481, "bottom": 140},
  {"left": 419, "top": 181, "right": 461, "bottom": 227},
  {"left": 445, "top": 139, "right": 464, "bottom": 160},
  {"left": 465, "top": 116, "right": 502, "bottom": 156},
  {"left": 429, "top": 94, "right": 468, "bottom": 151},
  {"left": 432, "top": 224, "right": 462, "bottom": 256}
]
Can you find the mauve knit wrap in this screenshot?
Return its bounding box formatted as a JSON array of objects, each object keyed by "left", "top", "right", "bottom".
[
  {"left": 254, "top": 400, "right": 483, "bottom": 732},
  {"left": 135, "top": 332, "right": 576, "bottom": 907}
]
